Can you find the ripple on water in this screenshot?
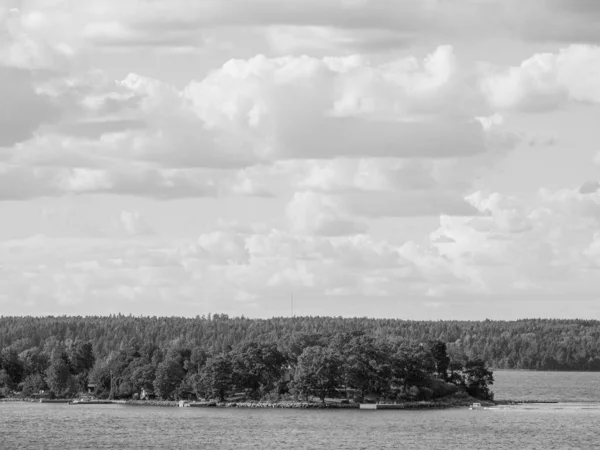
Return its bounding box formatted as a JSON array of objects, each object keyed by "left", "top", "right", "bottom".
[{"left": 1, "top": 402, "right": 599, "bottom": 450}]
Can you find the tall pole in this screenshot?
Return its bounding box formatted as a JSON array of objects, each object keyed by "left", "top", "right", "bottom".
[{"left": 291, "top": 292, "right": 294, "bottom": 318}]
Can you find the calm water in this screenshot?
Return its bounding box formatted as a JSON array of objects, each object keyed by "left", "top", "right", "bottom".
[
  {"left": 493, "top": 370, "right": 600, "bottom": 402},
  {"left": 1, "top": 371, "right": 599, "bottom": 449}
]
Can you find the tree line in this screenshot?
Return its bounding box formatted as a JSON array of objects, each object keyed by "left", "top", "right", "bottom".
[
  {"left": 0, "top": 329, "right": 494, "bottom": 402},
  {"left": 1, "top": 316, "right": 599, "bottom": 371}
]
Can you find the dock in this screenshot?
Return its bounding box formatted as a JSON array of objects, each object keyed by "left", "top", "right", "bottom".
[
  {"left": 359, "top": 404, "right": 410, "bottom": 410},
  {"left": 179, "top": 401, "right": 217, "bottom": 407},
  {"left": 69, "top": 400, "right": 114, "bottom": 405}
]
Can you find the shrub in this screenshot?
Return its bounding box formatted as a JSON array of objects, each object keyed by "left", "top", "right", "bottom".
[{"left": 427, "top": 378, "right": 458, "bottom": 399}]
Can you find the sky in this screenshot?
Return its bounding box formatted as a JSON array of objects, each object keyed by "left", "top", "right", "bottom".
[{"left": 2, "top": 0, "right": 600, "bottom": 319}]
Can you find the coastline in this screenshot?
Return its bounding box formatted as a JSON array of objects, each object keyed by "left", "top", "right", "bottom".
[{"left": 1, "top": 394, "right": 495, "bottom": 410}]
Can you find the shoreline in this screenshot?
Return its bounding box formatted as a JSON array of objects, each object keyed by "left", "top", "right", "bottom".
[{"left": 0, "top": 396, "right": 498, "bottom": 409}]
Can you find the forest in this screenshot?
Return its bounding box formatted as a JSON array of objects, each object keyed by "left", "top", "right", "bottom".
[{"left": 0, "top": 315, "right": 598, "bottom": 402}]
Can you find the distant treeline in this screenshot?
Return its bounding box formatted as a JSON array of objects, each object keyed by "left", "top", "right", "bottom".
[
  {"left": 0, "top": 316, "right": 496, "bottom": 402},
  {"left": 0, "top": 316, "right": 599, "bottom": 371}
]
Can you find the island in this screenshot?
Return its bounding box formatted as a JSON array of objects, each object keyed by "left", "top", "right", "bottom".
[{"left": 2, "top": 315, "right": 597, "bottom": 407}]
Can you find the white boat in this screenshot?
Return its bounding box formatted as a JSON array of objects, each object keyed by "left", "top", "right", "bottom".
[{"left": 469, "top": 403, "right": 483, "bottom": 410}]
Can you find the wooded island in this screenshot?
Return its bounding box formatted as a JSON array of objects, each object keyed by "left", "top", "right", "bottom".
[{"left": 1, "top": 315, "right": 598, "bottom": 403}]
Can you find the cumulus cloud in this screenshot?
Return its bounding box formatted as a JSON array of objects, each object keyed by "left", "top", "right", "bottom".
[
  {"left": 0, "top": 231, "right": 410, "bottom": 314},
  {"left": 418, "top": 187, "right": 600, "bottom": 295},
  {"left": 2, "top": 44, "right": 513, "bottom": 202},
  {"left": 185, "top": 49, "right": 486, "bottom": 159},
  {"left": 3, "top": 0, "right": 600, "bottom": 319},
  {"left": 286, "top": 191, "right": 368, "bottom": 236},
  {"left": 481, "top": 45, "right": 600, "bottom": 112},
  {"left": 118, "top": 211, "right": 153, "bottom": 236},
  {"left": 3, "top": 181, "right": 600, "bottom": 315}
]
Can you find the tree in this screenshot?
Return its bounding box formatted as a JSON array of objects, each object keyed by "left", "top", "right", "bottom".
[
  {"left": 390, "top": 342, "right": 433, "bottom": 396},
  {"left": 67, "top": 341, "right": 95, "bottom": 375},
  {"left": 286, "top": 333, "right": 326, "bottom": 367},
  {"left": 22, "top": 374, "right": 46, "bottom": 396},
  {"left": 0, "top": 348, "right": 24, "bottom": 385},
  {"left": 196, "top": 354, "right": 233, "bottom": 401},
  {"left": 45, "top": 357, "right": 74, "bottom": 396},
  {"left": 153, "top": 357, "right": 185, "bottom": 400},
  {"left": 463, "top": 359, "right": 494, "bottom": 400},
  {"left": 19, "top": 348, "right": 50, "bottom": 378},
  {"left": 0, "top": 369, "right": 14, "bottom": 391},
  {"left": 129, "top": 360, "right": 156, "bottom": 395},
  {"left": 447, "top": 360, "right": 464, "bottom": 385},
  {"left": 341, "top": 334, "right": 392, "bottom": 401},
  {"left": 429, "top": 341, "right": 450, "bottom": 381},
  {"left": 231, "top": 342, "right": 286, "bottom": 399},
  {"left": 292, "top": 346, "right": 341, "bottom": 402}
]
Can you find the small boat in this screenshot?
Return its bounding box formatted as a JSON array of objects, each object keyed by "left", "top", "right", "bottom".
[{"left": 469, "top": 402, "right": 483, "bottom": 410}]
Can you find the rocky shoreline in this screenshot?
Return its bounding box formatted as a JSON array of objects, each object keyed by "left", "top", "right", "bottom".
[{"left": 2, "top": 396, "right": 497, "bottom": 409}]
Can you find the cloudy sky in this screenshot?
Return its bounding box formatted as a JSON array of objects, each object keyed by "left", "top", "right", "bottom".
[{"left": 2, "top": 0, "right": 600, "bottom": 319}]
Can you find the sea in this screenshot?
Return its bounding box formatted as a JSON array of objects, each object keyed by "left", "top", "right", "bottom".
[{"left": 1, "top": 370, "right": 599, "bottom": 449}]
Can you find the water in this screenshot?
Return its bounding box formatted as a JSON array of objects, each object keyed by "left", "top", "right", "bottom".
[
  {"left": 493, "top": 370, "right": 600, "bottom": 402},
  {"left": 1, "top": 371, "right": 599, "bottom": 449}
]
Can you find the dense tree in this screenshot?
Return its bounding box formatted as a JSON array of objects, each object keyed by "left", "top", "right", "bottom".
[
  {"left": 196, "top": 354, "right": 234, "bottom": 401},
  {"left": 153, "top": 357, "right": 186, "bottom": 400},
  {"left": 1, "top": 316, "right": 599, "bottom": 371},
  {"left": 462, "top": 359, "right": 494, "bottom": 400},
  {"left": 231, "top": 342, "right": 286, "bottom": 399},
  {"left": 128, "top": 360, "right": 156, "bottom": 394},
  {"left": 390, "top": 342, "right": 433, "bottom": 395},
  {"left": 45, "top": 357, "right": 75, "bottom": 396},
  {"left": 429, "top": 341, "right": 451, "bottom": 381},
  {"left": 292, "top": 346, "right": 341, "bottom": 402},
  {"left": 67, "top": 341, "right": 95, "bottom": 374},
  {"left": 286, "top": 333, "right": 327, "bottom": 366},
  {"left": 19, "top": 348, "right": 50, "bottom": 378},
  {"left": 21, "top": 374, "right": 46, "bottom": 396},
  {"left": 0, "top": 369, "right": 14, "bottom": 391},
  {"left": 0, "top": 348, "right": 24, "bottom": 385},
  {"left": 7, "top": 314, "right": 600, "bottom": 402},
  {"left": 340, "top": 334, "right": 392, "bottom": 401}
]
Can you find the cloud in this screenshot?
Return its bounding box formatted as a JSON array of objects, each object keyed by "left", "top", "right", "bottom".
[
  {"left": 0, "top": 166, "right": 220, "bottom": 200},
  {"left": 0, "top": 67, "right": 59, "bottom": 147},
  {"left": 343, "top": 190, "right": 479, "bottom": 217},
  {"left": 118, "top": 211, "right": 153, "bottom": 236},
  {"left": 0, "top": 229, "right": 418, "bottom": 314},
  {"left": 579, "top": 181, "right": 600, "bottom": 195},
  {"left": 431, "top": 234, "right": 456, "bottom": 244},
  {"left": 0, "top": 6, "right": 72, "bottom": 70},
  {"left": 4, "top": 181, "right": 600, "bottom": 315},
  {"left": 1, "top": 45, "right": 508, "bottom": 201},
  {"left": 194, "top": 231, "right": 251, "bottom": 264},
  {"left": 7, "top": 0, "right": 600, "bottom": 67},
  {"left": 415, "top": 187, "right": 600, "bottom": 295},
  {"left": 286, "top": 191, "right": 368, "bottom": 236},
  {"left": 182, "top": 49, "right": 488, "bottom": 163},
  {"left": 481, "top": 45, "right": 600, "bottom": 112},
  {"left": 265, "top": 26, "right": 412, "bottom": 54}
]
